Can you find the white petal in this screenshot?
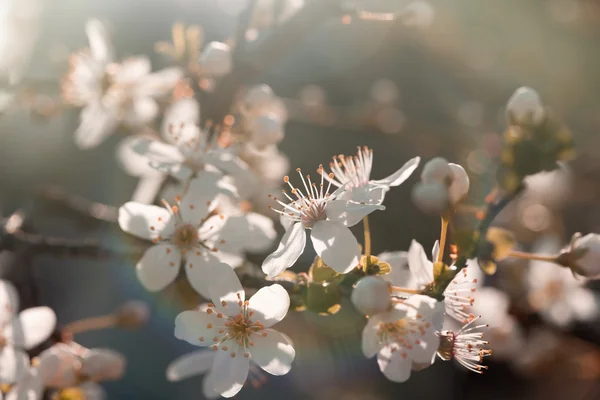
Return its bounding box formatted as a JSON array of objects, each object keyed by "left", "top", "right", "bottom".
[
  {"left": 377, "top": 347, "right": 411, "bottom": 383},
  {"left": 180, "top": 174, "right": 224, "bottom": 225},
  {"left": 131, "top": 176, "right": 166, "bottom": 204},
  {"left": 215, "top": 213, "right": 276, "bottom": 253},
  {"left": 85, "top": 19, "right": 113, "bottom": 64},
  {"left": 407, "top": 240, "right": 434, "bottom": 286},
  {"left": 5, "top": 367, "right": 43, "bottom": 400},
  {"left": 340, "top": 185, "right": 386, "bottom": 205},
  {"left": 112, "top": 57, "right": 151, "bottom": 84},
  {"left": 116, "top": 135, "right": 166, "bottom": 178},
  {"left": 250, "top": 330, "right": 295, "bottom": 376},
  {"left": 431, "top": 240, "right": 440, "bottom": 264},
  {"left": 202, "top": 372, "right": 221, "bottom": 399},
  {"left": 174, "top": 310, "right": 219, "bottom": 346},
  {"left": 11, "top": 307, "right": 56, "bottom": 349},
  {"left": 136, "top": 244, "right": 181, "bottom": 292},
  {"left": 0, "top": 280, "right": 18, "bottom": 323},
  {"left": 247, "top": 285, "right": 290, "bottom": 328},
  {"left": 161, "top": 98, "right": 200, "bottom": 140},
  {"left": 361, "top": 316, "right": 382, "bottom": 358},
  {"left": 372, "top": 156, "right": 420, "bottom": 187},
  {"left": 77, "top": 382, "right": 106, "bottom": 400},
  {"left": 310, "top": 221, "right": 360, "bottom": 274},
  {"left": 262, "top": 222, "right": 306, "bottom": 277},
  {"left": 185, "top": 252, "right": 233, "bottom": 299},
  {"left": 123, "top": 96, "right": 158, "bottom": 126},
  {"left": 325, "top": 199, "right": 385, "bottom": 227},
  {"left": 166, "top": 350, "right": 216, "bottom": 381},
  {"left": 210, "top": 349, "right": 249, "bottom": 398},
  {"left": 208, "top": 265, "right": 245, "bottom": 317},
  {"left": 448, "top": 163, "right": 470, "bottom": 204},
  {"left": 137, "top": 67, "right": 182, "bottom": 97},
  {"left": 199, "top": 42, "right": 232, "bottom": 76},
  {"left": 377, "top": 251, "right": 419, "bottom": 289},
  {"left": 81, "top": 349, "right": 125, "bottom": 381},
  {"left": 0, "top": 347, "right": 29, "bottom": 384},
  {"left": 213, "top": 251, "right": 244, "bottom": 268},
  {"left": 118, "top": 202, "right": 174, "bottom": 241},
  {"left": 75, "top": 103, "right": 118, "bottom": 149},
  {"left": 37, "top": 345, "right": 80, "bottom": 388}
]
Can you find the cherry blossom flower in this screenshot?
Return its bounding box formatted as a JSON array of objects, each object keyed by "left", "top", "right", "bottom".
[
  {"left": 262, "top": 166, "right": 384, "bottom": 276},
  {"left": 63, "top": 19, "right": 182, "bottom": 149},
  {"left": 174, "top": 270, "right": 295, "bottom": 398},
  {"left": 118, "top": 177, "right": 243, "bottom": 297},
  {"left": 361, "top": 294, "right": 443, "bottom": 383},
  {"left": 0, "top": 280, "right": 56, "bottom": 385},
  {"left": 526, "top": 237, "right": 598, "bottom": 327},
  {"left": 437, "top": 317, "right": 491, "bottom": 373},
  {"left": 322, "top": 147, "right": 420, "bottom": 207},
  {"left": 239, "top": 84, "right": 288, "bottom": 150}
]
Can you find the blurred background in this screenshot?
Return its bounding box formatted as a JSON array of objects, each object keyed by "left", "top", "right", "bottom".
[{"left": 1, "top": 0, "right": 600, "bottom": 398}]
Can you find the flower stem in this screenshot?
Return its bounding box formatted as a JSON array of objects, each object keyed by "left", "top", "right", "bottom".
[
  {"left": 390, "top": 286, "right": 422, "bottom": 295},
  {"left": 508, "top": 250, "right": 558, "bottom": 263},
  {"left": 437, "top": 216, "right": 449, "bottom": 263},
  {"left": 64, "top": 314, "right": 117, "bottom": 335},
  {"left": 363, "top": 216, "right": 371, "bottom": 258}
]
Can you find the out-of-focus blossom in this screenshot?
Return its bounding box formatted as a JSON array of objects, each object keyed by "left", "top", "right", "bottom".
[
  {"left": 506, "top": 86, "right": 544, "bottom": 126},
  {"left": 361, "top": 295, "right": 442, "bottom": 382},
  {"left": 527, "top": 237, "right": 598, "bottom": 327},
  {"left": 263, "top": 167, "right": 384, "bottom": 276},
  {"left": 412, "top": 158, "right": 469, "bottom": 213},
  {"left": 239, "top": 84, "right": 288, "bottom": 149},
  {"left": 351, "top": 276, "right": 391, "bottom": 316},
  {"left": 174, "top": 270, "right": 294, "bottom": 398},
  {"left": 0, "top": 280, "right": 56, "bottom": 385},
  {"left": 118, "top": 177, "right": 243, "bottom": 297},
  {"left": 322, "top": 147, "right": 420, "bottom": 207},
  {"left": 199, "top": 42, "right": 232, "bottom": 76},
  {"left": 63, "top": 19, "right": 182, "bottom": 149}
]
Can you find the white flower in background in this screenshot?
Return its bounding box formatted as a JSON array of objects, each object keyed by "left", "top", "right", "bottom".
[
  {"left": 506, "top": 86, "right": 544, "bottom": 125},
  {"left": 118, "top": 177, "right": 243, "bottom": 297},
  {"left": 0, "top": 280, "right": 56, "bottom": 385},
  {"left": 405, "top": 240, "right": 481, "bottom": 322},
  {"left": 361, "top": 295, "right": 442, "bottom": 382},
  {"left": 527, "top": 236, "right": 598, "bottom": 327},
  {"left": 263, "top": 167, "right": 384, "bottom": 276},
  {"left": 63, "top": 19, "right": 182, "bottom": 149},
  {"left": 322, "top": 147, "right": 420, "bottom": 208},
  {"left": 437, "top": 317, "right": 491, "bottom": 373},
  {"left": 240, "top": 84, "right": 288, "bottom": 149},
  {"left": 174, "top": 270, "right": 295, "bottom": 398},
  {"left": 412, "top": 158, "right": 470, "bottom": 214},
  {"left": 470, "top": 287, "right": 525, "bottom": 360},
  {"left": 199, "top": 42, "right": 232, "bottom": 76},
  {"left": 570, "top": 233, "right": 600, "bottom": 279}
]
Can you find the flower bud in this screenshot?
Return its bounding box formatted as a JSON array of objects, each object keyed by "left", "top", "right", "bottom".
[
  {"left": 250, "top": 112, "right": 284, "bottom": 148},
  {"left": 116, "top": 301, "right": 150, "bottom": 329},
  {"left": 351, "top": 276, "right": 391, "bottom": 315},
  {"left": 506, "top": 86, "right": 544, "bottom": 125},
  {"left": 421, "top": 157, "right": 452, "bottom": 184},
  {"left": 199, "top": 42, "right": 232, "bottom": 76},
  {"left": 243, "top": 84, "right": 274, "bottom": 111},
  {"left": 447, "top": 163, "right": 469, "bottom": 204},
  {"left": 573, "top": 233, "right": 600, "bottom": 278},
  {"left": 411, "top": 182, "right": 449, "bottom": 214}
]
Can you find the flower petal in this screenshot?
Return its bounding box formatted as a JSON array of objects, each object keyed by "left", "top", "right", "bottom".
[
  {"left": 377, "top": 346, "right": 411, "bottom": 383},
  {"left": 184, "top": 251, "right": 233, "bottom": 299},
  {"left": 340, "top": 185, "right": 386, "bottom": 205},
  {"left": 118, "top": 202, "right": 174, "bottom": 241},
  {"left": 377, "top": 251, "right": 419, "bottom": 289},
  {"left": 210, "top": 348, "right": 249, "bottom": 398},
  {"left": 208, "top": 265, "right": 245, "bottom": 317},
  {"left": 247, "top": 285, "right": 290, "bottom": 328},
  {"left": 180, "top": 173, "right": 225, "bottom": 225},
  {"left": 4, "top": 367, "right": 43, "bottom": 400},
  {"left": 85, "top": 19, "right": 113, "bottom": 64},
  {"left": 408, "top": 240, "right": 434, "bottom": 286},
  {"left": 325, "top": 199, "right": 384, "bottom": 227},
  {"left": 10, "top": 307, "right": 56, "bottom": 349},
  {"left": 202, "top": 372, "right": 221, "bottom": 399},
  {"left": 81, "top": 349, "right": 126, "bottom": 381},
  {"left": 0, "top": 280, "right": 18, "bottom": 323},
  {"left": 372, "top": 156, "right": 420, "bottom": 187},
  {"left": 75, "top": 102, "right": 118, "bottom": 149},
  {"left": 37, "top": 344, "right": 80, "bottom": 388},
  {"left": 166, "top": 350, "right": 216, "bottom": 382},
  {"left": 0, "top": 347, "right": 29, "bottom": 384},
  {"left": 310, "top": 221, "right": 360, "bottom": 274},
  {"left": 215, "top": 212, "right": 276, "bottom": 253},
  {"left": 161, "top": 98, "right": 200, "bottom": 141},
  {"left": 250, "top": 329, "right": 295, "bottom": 376},
  {"left": 112, "top": 57, "right": 151, "bottom": 84},
  {"left": 136, "top": 244, "right": 181, "bottom": 292},
  {"left": 362, "top": 315, "right": 382, "bottom": 358},
  {"left": 137, "top": 67, "right": 182, "bottom": 98},
  {"left": 431, "top": 240, "right": 440, "bottom": 264},
  {"left": 174, "top": 310, "right": 219, "bottom": 347},
  {"left": 262, "top": 222, "right": 306, "bottom": 277}
]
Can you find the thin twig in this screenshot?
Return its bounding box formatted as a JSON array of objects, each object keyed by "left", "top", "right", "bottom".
[{"left": 36, "top": 185, "right": 118, "bottom": 223}]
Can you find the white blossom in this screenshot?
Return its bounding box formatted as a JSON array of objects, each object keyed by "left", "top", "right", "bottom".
[
  {"left": 118, "top": 177, "right": 243, "bottom": 297},
  {"left": 240, "top": 84, "right": 288, "bottom": 149},
  {"left": 322, "top": 147, "right": 420, "bottom": 207},
  {"left": 199, "top": 42, "right": 232, "bottom": 76},
  {"left": 361, "top": 295, "right": 442, "bottom": 382},
  {"left": 63, "top": 19, "right": 182, "bottom": 149},
  {"left": 351, "top": 276, "right": 391, "bottom": 316},
  {"left": 0, "top": 280, "right": 56, "bottom": 385},
  {"left": 413, "top": 158, "right": 469, "bottom": 213},
  {"left": 263, "top": 166, "right": 384, "bottom": 276},
  {"left": 506, "top": 86, "right": 544, "bottom": 125},
  {"left": 571, "top": 233, "right": 600, "bottom": 279},
  {"left": 174, "top": 270, "right": 295, "bottom": 398}
]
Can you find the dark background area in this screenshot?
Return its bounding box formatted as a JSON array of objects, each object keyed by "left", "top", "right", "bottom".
[{"left": 2, "top": 0, "right": 600, "bottom": 398}]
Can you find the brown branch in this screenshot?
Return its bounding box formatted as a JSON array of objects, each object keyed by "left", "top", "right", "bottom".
[{"left": 36, "top": 185, "right": 118, "bottom": 223}]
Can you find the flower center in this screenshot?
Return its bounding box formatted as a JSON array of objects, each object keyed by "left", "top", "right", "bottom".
[
  {"left": 377, "top": 319, "right": 410, "bottom": 345},
  {"left": 173, "top": 224, "right": 199, "bottom": 251},
  {"left": 53, "top": 388, "right": 86, "bottom": 400}
]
